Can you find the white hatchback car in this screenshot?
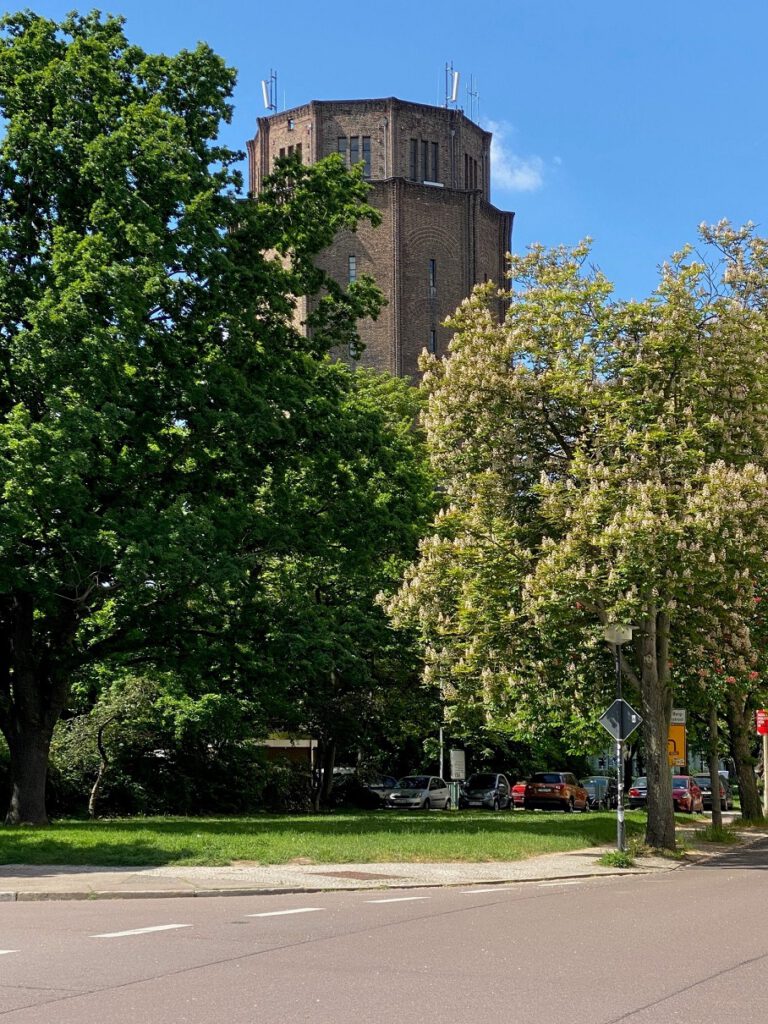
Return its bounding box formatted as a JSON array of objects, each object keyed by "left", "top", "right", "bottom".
[{"left": 386, "top": 775, "right": 451, "bottom": 810}]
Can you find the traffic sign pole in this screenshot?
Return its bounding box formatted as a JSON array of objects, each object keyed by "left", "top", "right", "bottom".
[{"left": 614, "top": 646, "right": 625, "bottom": 853}]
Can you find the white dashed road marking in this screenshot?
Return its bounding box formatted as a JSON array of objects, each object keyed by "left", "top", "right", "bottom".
[
  {"left": 538, "top": 880, "right": 585, "bottom": 887},
  {"left": 460, "top": 888, "right": 507, "bottom": 894},
  {"left": 92, "top": 924, "right": 192, "bottom": 939},
  {"left": 0, "top": 950, "right": 18, "bottom": 955},
  {"left": 365, "top": 896, "right": 431, "bottom": 904},
  {"left": 246, "top": 908, "right": 324, "bottom": 918}
]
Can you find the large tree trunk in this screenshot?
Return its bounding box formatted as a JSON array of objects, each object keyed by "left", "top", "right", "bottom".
[
  {"left": 726, "top": 690, "right": 763, "bottom": 820},
  {"left": 708, "top": 703, "right": 722, "bottom": 830},
  {"left": 5, "top": 725, "right": 54, "bottom": 825},
  {"left": 638, "top": 610, "right": 676, "bottom": 850},
  {"left": 2, "top": 592, "right": 77, "bottom": 825}
]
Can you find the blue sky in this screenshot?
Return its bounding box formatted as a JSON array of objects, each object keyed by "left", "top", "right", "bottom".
[{"left": 8, "top": 1, "right": 768, "bottom": 298}]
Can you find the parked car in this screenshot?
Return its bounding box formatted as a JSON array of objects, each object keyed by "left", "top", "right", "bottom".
[
  {"left": 693, "top": 773, "right": 733, "bottom": 811},
  {"left": 385, "top": 776, "right": 451, "bottom": 810},
  {"left": 628, "top": 777, "right": 648, "bottom": 810},
  {"left": 524, "top": 772, "right": 590, "bottom": 813},
  {"left": 329, "top": 772, "right": 399, "bottom": 809},
  {"left": 581, "top": 776, "right": 618, "bottom": 810},
  {"left": 460, "top": 773, "right": 512, "bottom": 810},
  {"left": 511, "top": 780, "right": 527, "bottom": 808},
  {"left": 672, "top": 775, "right": 704, "bottom": 814}
]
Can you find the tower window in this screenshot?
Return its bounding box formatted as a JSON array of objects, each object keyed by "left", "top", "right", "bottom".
[
  {"left": 348, "top": 255, "right": 357, "bottom": 283},
  {"left": 350, "top": 135, "right": 360, "bottom": 167},
  {"left": 409, "top": 139, "right": 418, "bottom": 180},
  {"left": 429, "top": 259, "right": 436, "bottom": 293},
  {"left": 428, "top": 329, "right": 437, "bottom": 354},
  {"left": 422, "top": 140, "right": 429, "bottom": 182},
  {"left": 431, "top": 142, "right": 439, "bottom": 181},
  {"left": 295, "top": 142, "right": 302, "bottom": 162},
  {"left": 362, "top": 136, "right": 371, "bottom": 178},
  {"left": 337, "top": 136, "right": 347, "bottom": 161}
]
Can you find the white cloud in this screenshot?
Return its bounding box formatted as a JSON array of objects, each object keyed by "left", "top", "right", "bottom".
[{"left": 485, "top": 120, "right": 545, "bottom": 193}]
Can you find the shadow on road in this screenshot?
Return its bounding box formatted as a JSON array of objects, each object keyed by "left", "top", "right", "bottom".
[{"left": 695, "top": 835, "right": 768, "bottom": 870}]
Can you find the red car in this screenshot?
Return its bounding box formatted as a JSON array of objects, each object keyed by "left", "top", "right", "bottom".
[
  {"left": 672, "top": 775, "right": 704, "bottom": 814},
  {"left": 511, "top": 781, "right": 527, "bottom": 809}
]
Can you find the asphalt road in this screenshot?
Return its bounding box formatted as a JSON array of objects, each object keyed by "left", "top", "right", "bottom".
[{"left": 1, "top": 839, "right": 766, "bottom": 1024}]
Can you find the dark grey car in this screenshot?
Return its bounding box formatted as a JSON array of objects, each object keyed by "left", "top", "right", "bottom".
[
  {"left": 581, "top": 776, "right": 618, "bottom": 810},
  {"left": 460, "top": 773, "right": 512, "bottom": 810},
  {"left": 693, "top": 773, "right": 733, "bottom": 811}
]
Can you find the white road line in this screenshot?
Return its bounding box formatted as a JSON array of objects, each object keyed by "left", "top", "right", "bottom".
[
  {"left": 365, "top": 896, "right": 431, "bottom": 904},
  {"left": 0, "top": 950, "right": 18, "bottom": 955},
  {"left": 92, "top": 924, "right": 192, "bottom": 939},
  {"left": 460, "top": 888, "right": 506, "bottom": 894},
  {"left": 246, "top": 908, "right": 324, "bottom": 918},
  {"left": 538, "top": 880, "right": 585, "bottom": 887}
]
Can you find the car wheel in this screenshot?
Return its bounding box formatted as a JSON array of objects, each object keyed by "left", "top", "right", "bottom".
[
  {"left": 582, "top": 799, "right": 590, "bottom": 813},
  {"left": 422, "top": 798, "right": 431, "bottom": 811},
  {"left": 564, "top": 799, "right": 574, "bottom": 813},
  {"left": 492, "top": 797, "right": 500, "bottom": 812},
  {"left": 444, "top": 798, "right": 451, "bottom": 811}
]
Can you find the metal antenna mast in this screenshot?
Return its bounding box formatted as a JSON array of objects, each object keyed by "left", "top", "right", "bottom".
[
  {"left": 261, "top": 69, "right": 278, "bottom": 112},
  {"left": 444, "top": 61, "right": 460, "bottom": 108}
]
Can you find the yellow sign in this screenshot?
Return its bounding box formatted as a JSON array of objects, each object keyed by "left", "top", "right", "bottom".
[{"left": 667, "top": 723, "right": 687, "bottom": 767}]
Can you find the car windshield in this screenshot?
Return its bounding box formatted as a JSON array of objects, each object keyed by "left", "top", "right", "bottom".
[
  {"left": 633, "top": 778, "right": 647, "bottom": 788},
  {"left": 467, "top": 774, "right": 497, "bottom": 788},
  {"left": 398, "top": 777, "right": 429, "bottom": 789},
  {"left": 581, "top": 781, "right": 598, "bottom": 790},
  {"left": 532, "top": 773, "right": 563, "bottom": 784},
  {"left": 693, "top": 776, "right": 711, "bottom": 787},
  {"left": 672, "top": 778, "right": 689, "bottom": 790},
  {"left": 582, "top": 777, "right": 604, "bottom": 784}
]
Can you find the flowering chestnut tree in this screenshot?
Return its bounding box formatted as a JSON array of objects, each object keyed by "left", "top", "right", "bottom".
[{"left": 391, "top": 226, "right": 768, "bottom": 850}]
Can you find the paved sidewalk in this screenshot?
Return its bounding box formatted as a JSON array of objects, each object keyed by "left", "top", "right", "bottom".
[{"left": 0, "top": 845, "right": 684, "bottom": 902}]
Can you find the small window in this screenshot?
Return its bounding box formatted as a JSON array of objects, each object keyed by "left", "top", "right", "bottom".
[
  {"left": 337, "top": 136, "right": 347, "bottom": 162},
  {"left": 287, "top": 118, "right": 295, "bottom": 131},
  {"left": 421, "top": 140, "right": 429, "bottom": 182},
  {"left": 362, "top": 136, "right": 371, "bottom": 178},
  {"left": 295, "top": 142, "right": 302, "bottom": 163},
  {"left": 409, "top": 138, "right": 418, "bottom": 180},
  {"left": 428, "top": 329, "right": 437, "bottom": 353},
  {"left": 350, "top": 135, "right": 359, "bottom": 166},
  {"left": 279, "top": 147, "right": 286, "bottom": 159},
  {"left": 431, "top": 141, "right": 439, "bottom": 181},
  {"left": 428, "top": 259, "right": 436, "bottom": 291},
  {"left": 287, "top": 145, "right": 294, "bottom": 157},
  {"left": 348, "top": 255, "right": 357, "bottom": 283}
]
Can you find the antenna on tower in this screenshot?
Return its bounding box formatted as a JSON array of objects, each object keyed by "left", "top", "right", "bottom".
[
  {"left": 466, "top": 74, "right": 480, "bottom": 123},
  {"left": 444, "top": 61, "right": 460, "bottom": 108},
  {"left": 261, "top": 69, "right": 278, "bottom": 112}
]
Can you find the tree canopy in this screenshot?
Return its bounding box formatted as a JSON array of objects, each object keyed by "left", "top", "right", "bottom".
[
  {"left": 391, "top": 227, "right": 768, "bottom": 849},
  {"left": 0, "top": 11, "right": 382, "bottom": 823}
]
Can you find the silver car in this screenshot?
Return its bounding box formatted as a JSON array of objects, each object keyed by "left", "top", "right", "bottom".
[{"left": 386, "top": 775, "right": 451, "bottom": 810}]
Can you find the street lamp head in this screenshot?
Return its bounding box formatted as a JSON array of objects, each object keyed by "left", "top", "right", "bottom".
[{"left": 604, "top": 623, "right": 633, "bottom": 646}]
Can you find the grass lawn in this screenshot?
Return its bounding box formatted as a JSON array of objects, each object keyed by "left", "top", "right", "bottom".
[{"left": 0, "top": 810, "right": 651, "bottom": 868}]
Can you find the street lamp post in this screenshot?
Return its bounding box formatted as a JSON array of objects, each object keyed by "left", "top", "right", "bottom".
[{"left": 604, "top": 623, "right": 634, "bottom": 852}]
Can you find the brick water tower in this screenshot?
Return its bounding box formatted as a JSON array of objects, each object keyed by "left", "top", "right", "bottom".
[{"left": 247, "top": 97, "right": 514, "bottom": 378}]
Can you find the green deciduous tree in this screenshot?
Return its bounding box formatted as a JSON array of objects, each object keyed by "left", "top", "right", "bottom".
[
  {"left": 0, "top": 12, "right": 381, "bottom": 823},
  {"left": 253, "top": 367, "right": 435, "bottom": 808},
  {"left": 391, "top": 228, "right": 768, "bottom": 850}
]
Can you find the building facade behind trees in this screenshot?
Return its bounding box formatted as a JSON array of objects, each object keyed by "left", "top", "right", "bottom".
[{"left": 248, "top": 97, "right": 514, "bottom": 378}]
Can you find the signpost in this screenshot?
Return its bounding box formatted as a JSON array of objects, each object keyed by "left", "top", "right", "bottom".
[
  {"left": 757, "top": 711, "right": 768, "bottom": 816},
  {"left": 599, "top": 697, "right": 642, "bottom": 853}
]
